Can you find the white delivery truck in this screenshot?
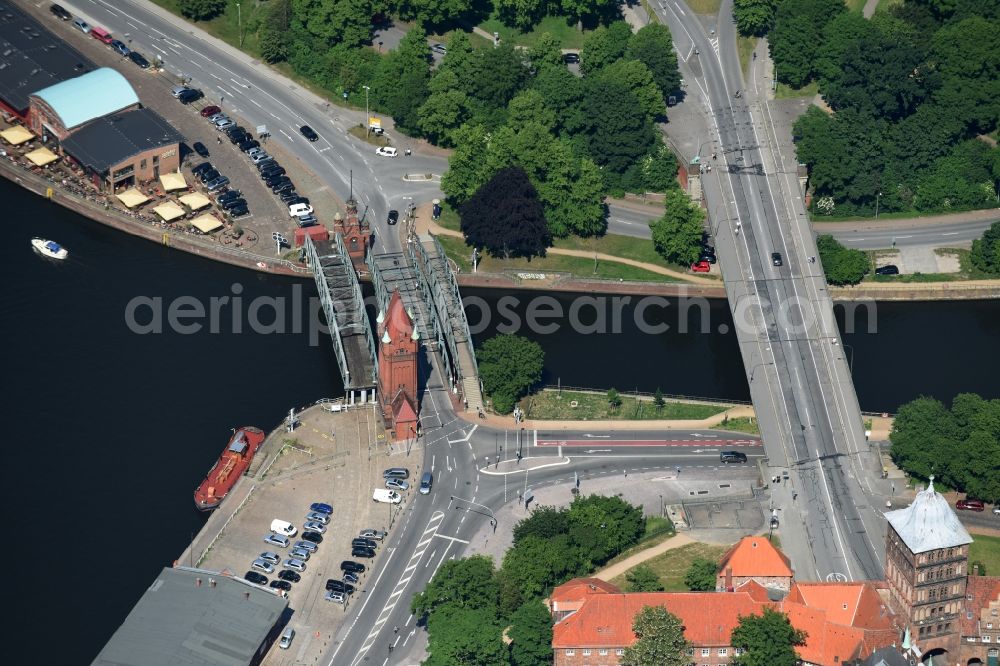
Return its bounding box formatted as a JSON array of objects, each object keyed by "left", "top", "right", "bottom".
[
  {"left": 270, "top": 519, "right": 297, "bottom": 537},
  {"left": 372, "top": 488, "right": 401, "bottom": 504}
]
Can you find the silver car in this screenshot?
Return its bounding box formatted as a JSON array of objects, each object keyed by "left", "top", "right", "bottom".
[
  {"left": 359, "top": 529, "right": 387, "bottom": 541},
  {"left": 264, "top": 533, "right": 289, "bottom": 548},
  {"left": 385, "top": 478, "right": 409, "bottom": 491},
  {"left": 251, "top": 558, "right": 274, "bottom": 574},
  {"left": 325, "top": 590, "right": 346, "bottom": 604},
  {"left": 293, "top": 540, "right": 317, "bottom": 553},
  {"left": 283, "top": 558, "right": 307, "bottom": 572},
  {"left": 289, "top": 547, "right": 311, "bottom": 561},
  {"left": 259, "top": 551, "right": 280, "bottom": 565},
  {"left": 303, "top": 521, "right": 326, "bottom": 534},
  {"left": 306, "top": 511, "right": 330, "bottom": 525}
]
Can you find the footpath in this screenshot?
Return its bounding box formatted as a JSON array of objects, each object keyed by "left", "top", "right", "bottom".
[{"left": 592, "top": 533, "right": 694, "bottom": 582}]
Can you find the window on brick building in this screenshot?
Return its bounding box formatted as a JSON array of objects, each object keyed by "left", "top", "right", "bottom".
[
  {"left": 582, "top": 649, "right": 591, "bottom": 655},
  {"left": 735, "top": 647, "right": 745, "bottom": 655},
  {"left": 719, "top": 648, "right": 728, "bottom": 655},
  {"left": 565, "top": 649, "right": 575, "bottom": 655},
  {"left": 702, "top": 648, "right": 710, "bottom": 656},
  {"left": 599, "top": 649, "right": 608, "bottom": 655},
  {"left": 984, "top": 635, "right": 992, "bottom": 643},
  {"left": 616, "top": 648, "right": 624, "bottom": 656}
]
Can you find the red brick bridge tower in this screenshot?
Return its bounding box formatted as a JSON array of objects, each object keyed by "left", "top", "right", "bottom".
[{"left": 376, "top": 290, "right": 419, "bottom": 442}]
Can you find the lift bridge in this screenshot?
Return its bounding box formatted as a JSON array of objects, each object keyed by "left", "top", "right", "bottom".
[
  {"left": 304, "top": 233, "right": 377, "bottom": 404},
  {"left": 305, "top": 229, "right": 483, "bottom": 415}
]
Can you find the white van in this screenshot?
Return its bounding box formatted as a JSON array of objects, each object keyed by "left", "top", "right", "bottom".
[
  {"left": 373, "top": 488, "right": 401, "bottom": 504},
  {"left": 270, "top": 519, "right": 297, "bottom": 537}
]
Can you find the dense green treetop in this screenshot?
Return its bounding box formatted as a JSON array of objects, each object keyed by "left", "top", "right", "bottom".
[
  {"left": 650, "top": 189, "right": 705, "bottom": 265},
  {"left": 476, "top": 334, "right": 546, "bottom": 413},
  {"left": 626, "top": 564, "right": 666, "bottom": 592},
  {"left": 411, "top": 555, "right": 500, "bottom": 618},
  {"left": 425, "top": 605, "right": 510, "bottom": 666},
  {"left": 971, "top": 222, "right": 1000, "bottom": 275},
  {"left": 508, "top": 599, "right": 554, "bottom": 666},
  {"left": 684, "top": 557, "right": 719, "bottom": 591},
  {"left": 621, "top": 606, "right": 691, "bottom": 666},
  {"left": 625, "top": 24, "right": 682, "bottom": 102},
  {"left": 581, "top": 21, "right": 632, "bottom": 74},
  {"left": 731, "top": 607, "right": 807, "bottom": 666}
]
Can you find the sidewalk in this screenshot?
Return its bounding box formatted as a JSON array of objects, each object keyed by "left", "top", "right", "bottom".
[
  {"left": 411, "top": 202, "right": 717, "bottom": 284},
  {"left": 592, "top": 533, "right": 694, "bottom": 582}
]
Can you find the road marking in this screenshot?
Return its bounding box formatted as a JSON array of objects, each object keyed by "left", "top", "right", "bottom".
[
  {"left": 279, "top": 129, "right": 293, "bottom": 140},
  {"left": 941, "top": 232, "right": 959, "bottom": 236},
  {"left": 434, "top": 533, "right": 470, "bottom": 544}
]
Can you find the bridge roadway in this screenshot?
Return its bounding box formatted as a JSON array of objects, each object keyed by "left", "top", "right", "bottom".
[{"left": 653, "top": 0, "right": 886, "bottom": 582}]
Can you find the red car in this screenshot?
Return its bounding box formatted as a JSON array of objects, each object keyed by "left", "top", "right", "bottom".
[
  {"left": 956, "top": 499, "right": 985, "bottom": 511},
  {"left": 690, "top": 261, "right": 711, "bottom": 273},
  {"left": 200, "top": 105, "right": 222, "bottom": 118}
]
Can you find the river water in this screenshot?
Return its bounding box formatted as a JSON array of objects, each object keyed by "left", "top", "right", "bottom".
[{"left": 2, "top": 177, "right": 997, "bottom": 663}]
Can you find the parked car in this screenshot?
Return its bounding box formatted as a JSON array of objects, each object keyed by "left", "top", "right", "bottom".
[
  {"left": 340, "top": 561, "right": 366, "bottom": 573},
  {"left": 270, "top": 579, "right": 292, "bottom": 591},
  {"left": 228, "top": 205, "right": 249, "bottom": 218},
  {"left": 128, "top": 51, "right": 151, "bottom": 69},
  {"left": 431, "top": 43, "right": 447, "bottom": 54},
  {"left": 238, "top": 138, "right": 260, "bottom": 153},
  {"left": 352, "top": 537, "right": 378, "bottom": 550},
  {"left": 299, "top": 125, "right": 319, "bottom": 142},
  {"left": 258, "top": 551, "right": 280, "bottom": 565},
  {"left": 293, "top": 540, "right": 317, "bottom": 553},
  {"left": 957, "top": 499, "right": 985, "bottom": 512},
  {"left": 387, "top": 209, "right": 399, "bottom": 225},
  {"left": 110, "top": 40, "right": 130, "bottom": 56},
  {"left": 221, "top": 198, "right": 247, "bottom": 211},
  {"left": 272, "top": 181, "right": 295, "bottom": 194},
  {"left": 178, "top": 89, "right": 203, "bottom": 104},
  {"left": 278, "top": 569, "right": 301, "bottom": 582},
  {"left": 192, "top": 162, "right": 214, "bottom": 176},
  {"left": 72, "top": 17, "right": 91, "bottom": 33},
  {"left": 771, "top": 252, "right": 783, "bottom": 266},
  {"left": 251, "top": 559, "right": 274, "bottom": 574},
  {"left": 296, "top": 215, "right": 318, "bottom": 228},
  {"left": 325, "top": 590, "right": 346, "bottom": 604},
  {"left": 875, "top": 264, "right": 899, "bottom": 275},
  {"left": 279, "top": 626, "right": 295, "bottom": 650},
  {"left": 255, "top": 157, "right": 277, "bottom": 170},
  {"left": 171, "top": 86, "right": 192, "bottom": 98},
  {"left": 373, "top": 488, "right": 401, "bottom": 504},
  {"left": 279, "top": 191, "right": 301, "bottom": 204},
  {"left": 250, "top": 152, "right": 271, "bottom": 164},
  {"left": 352, "top": 546, "right": 376, "bottom": 558},
  {"left": 282, "top": 558, "right": 307, "bottom": 572},
  {"left": 198, "top": 169, "right": 220, "bottom": 183},
  {"left": 206, "top": 176, "right": 230, "bottom": 192},
  {"left": 91, "top": 27, "right": 113, "bottom": 44},
  {"left": 192, "top": 142, "right": 209, "bottom": 158},
  {"left": 385, "top": 478, "right": 409, "bottom": 491},
  {"left": 244, "top": 571, "right": 268, "bottom": 585},
  {"left": 690, "top": 261, "right": 711, "bottom": 273},
  {"left": 50, "top": 4, "right": 72, "bottom": 20},
  {"left": 303, "top": 521, "right": 326, "bottom": 534},
  {"left": 215, "top": 118, "right": 236, "bottom": 131},
  {"left": 200, "top": 105, "right": 222, "bottom": 118},
  {"left": 383, "top": 468, "right": 409, "bottom": 479},
  {"left": 343, "top": 571, "right": 360, "bottom": 584},
  {"left": 375, "top": 146, "right": 398, "bottom": 158},
  {"left": 265, "top": 174, "right": 290, "bottom": 188},
  {"left": 289, "top": 547, "right": 311, "bottom": 561},
  {"left": 301, "top": 531, "right": 323, "bottom": 544},
  {"left": 287, "top": 196, "right": 310, "bottom": 207},
  {"left": 306, "top": 511, "right": 330, "bottom": 525},
  {"left": 260, "top": 167, "right": 286, "bottom": 180},
  {"left": 217, "top": 189, "right": 242, "bottom": 203},
  {"left": 325, "top": 579, "right": 355, "bottom": 594},
  {"left": 563, "top": 52, "right": 580, "bottom": 64},
  {"left": 264, "top": 533, "right": 289, "bottom": 548},
  {"left": 359, "top": 529, "right": 387, "bottom": 541},
  {"left": 289, "top": 203, "right": 313, "bottom": 217}
]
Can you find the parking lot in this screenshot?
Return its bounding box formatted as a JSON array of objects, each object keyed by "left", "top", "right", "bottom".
[
  {"left": 178, "top": 403, "right": 419, "bottom": 664},
  {"left": 24, "top": 5, "right": 344, "bottom": 253}
]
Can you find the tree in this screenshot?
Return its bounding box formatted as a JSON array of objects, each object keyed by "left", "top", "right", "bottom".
[
  {"left": 971, "top": 222, "right": 1000, "bottom": 275},
  {"left": 621, "top": 606, "right": 691, "bottom": 666},
  {"left": 372, "top": 27, "right": 431, "bottom": 133},
  {"left": 470, "top": 42, "right": 529, "bottom": 110},
  {"left": 513, "top": 505, "right": 570, "bottom": 544},
  {"left": 626, "top": 565, "right": 665, "bottom": 592},
  {"left": 501, "top": 534, "right": 583, "bottom": 599},
  {"left": 507, "top": 89, "right": 554, "bottom": 134},
  {"left": 527, "top": 32, "right": 564, "bottom": 68},
  {"left": 650, "top": 189, "right": 705, "bottom": 265},
  {"left": 816, "top": 235, "right": 870, "bottom": 285},
  {"left": 258, "top": 0, "right": 291, "bottom": 63},
  {"left": 597, "top": 60, "right": 664, "bottom": 120},
  {"left": 561, "top": 0, "right": 619, "bottom": 27},
  {"left": 460, "top": 167, "right": 551, "bottom": 261},
  {"left": 580, "top": 79, "right": 655, "bottom": 177},
  {"left": 607, "top": 388, "right": 622, "bottom": 413},
  {"left": 626, "top": 24, "right": 682, "bottom": 103},
  {"left": 397, "top": 0, "right": 468, "bottom": 27},
  {"left": 290, "top": 0, "right": 374, "bottom": 50},
  {"left": 580, "top": 21, "right": 632, "bottom": 74},
  {"left": 425, "top": 606, "right": 510, "bottom": 666},
  {"left": 530, "top": 65, "right": 586, "bottom": 135},
  {"left": 497, "top": 0, "right": 547, "bottom": 31},
  {"left": 476, "top": 334, "right": 545, "bottom": 414},
  {"left": 730, "top": 607, "right": 807, "bottom": 666},
  {"left": 178, "top": 0, "right": 226, "bottom": 21},
  {"left": 653, "top": 388, "right": 666, "bottom": 411},
  {"left": 418, "top": 69, "right": 472, "bottom": 146},
  {"left": 411, "top": 556, "right": 500, "bottom": 618},
  {"left": 508, "top": 600, "right": 554, "bottom": 666},
  {"left": 684, "top": 557, "right": 718, "bottom": 591},
  {"left": 732, "top": 0, "right": 778, "bottom": 36},
  {"left": 567, "top": 494, "right": 645, "bottom": 566},
  {"left": 768, "top": 0, "right": 845, "bottom": 87}
]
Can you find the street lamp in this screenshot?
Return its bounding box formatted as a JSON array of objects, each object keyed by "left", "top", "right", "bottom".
[
  {"left": 450, "top": 495, "right": 497, "bottom": 529},
  {"left": 236, "top": 3, "right": 243, "bottom": 48},
  {"left": 875, "top": 192, "right": 882, "bottom": 220},
  {"left": 362, "top": 85, "right": 371, "bottom": 137},
  {"left": 749, "top": 361, "right": 775, "bottom": 383}
]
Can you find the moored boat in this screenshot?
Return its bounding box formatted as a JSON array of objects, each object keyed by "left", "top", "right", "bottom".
[
  {"left": 31, "top": 237, "right": 68, "bottom": 260},
  {"left": 194, "top": 427, "right": 266, "bottom": 511}
]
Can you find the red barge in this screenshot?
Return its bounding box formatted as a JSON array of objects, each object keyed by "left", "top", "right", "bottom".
[{"left": 194, "top": 427, "right": 266, "bottom": 512}]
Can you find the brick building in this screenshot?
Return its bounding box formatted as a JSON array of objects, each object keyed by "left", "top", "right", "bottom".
[
  {"left": 884, "top": 477, "right": 974, "bottom": 663},
  {"left": 28, "top": 67, "right": 140, "bottom": 141},
  {"left": 376, "top": 290, "right": 419, "bottom": 441},
  {"left": 716, "top": 536, "right": 794, "bottom": 592},
  {"left": 330, "top": 198, "right": 371, "bottom": 273},
  {"left": 957, "top": 574, "right": 1000, "bottom": 666}
]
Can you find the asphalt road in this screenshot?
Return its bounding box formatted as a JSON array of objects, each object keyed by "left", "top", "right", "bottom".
[{"left": 652, "top": 0, "right": 886, "bottom": 582}]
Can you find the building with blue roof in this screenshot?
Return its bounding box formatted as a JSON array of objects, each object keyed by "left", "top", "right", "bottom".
[{"left": 28, "top": 67, "right": 139, "bottom": 139}]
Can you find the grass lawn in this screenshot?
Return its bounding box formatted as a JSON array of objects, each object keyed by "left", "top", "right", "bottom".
[
  {"left": 609, "top": 542, "right": 730, "bottom": 592},
  {"left": 522, "top": 389, "right": 728, "bottom": 421},
  {"left": 717, "top": 417, "right": 760, "bottom": 435},
  {"left": 347, "top": 125, "right": 392, "bottom": 147},
  {"left": 868, "top": 248, "right": 996, "bottom": 283},
  {"left": 845, "top": 0, "right": 867, "bottom": 12},
  {"left": 148, "top": 0, "right": 262, "bottom": 59},
  {"left": 436, "top": 201, "right": 462, "bottom": 232},
  {"left": 970, "top": 535, "right": 1000, "bottom": 576},
  {"left": 553, "top": 234, "right": 686, "bottom": 272},
  {"left": 737, "top": 36, "right": 758, "bottom": 76},
  {"left": 478, "top": 15, "right": 590, "bottom": 50},
  {"left": 428, "top": 28, "right": 494, "bottom": 49},
  {"left": 684, "top": 0, "right": 723, "bottom": 14},
  {"left": 437, "top": 235, "right": 680, "bottom": 282},
  {"left": 875, "top": 0, "right": 905, "bottom": 13},
  {"left": 605, "top": 517, "right": 677, "bottom": 565},
  {"left": 775, "top": 79, "right": 819, "bottom": 100}
]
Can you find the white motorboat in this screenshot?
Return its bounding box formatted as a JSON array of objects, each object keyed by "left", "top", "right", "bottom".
[{"left": 31, "top": 237, "right": 68, "bottom": 260}]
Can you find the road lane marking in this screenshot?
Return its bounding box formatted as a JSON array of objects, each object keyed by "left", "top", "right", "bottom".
[{"left": 434, "top": 533, "right": 470, "bottom": 544}]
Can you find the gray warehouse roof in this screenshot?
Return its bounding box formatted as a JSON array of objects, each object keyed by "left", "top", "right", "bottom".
[
  {"left": 885, "top": 478, "right": 972, "bottom": 554},
  {"left": 92, "top": 566, "right": 288, "bottom": 666},
  {"left": 0, "top": 2, "right": 94, "bottom": 112},
  {"left": 61, "top": 108, "right": 184, "bottom": 174}
]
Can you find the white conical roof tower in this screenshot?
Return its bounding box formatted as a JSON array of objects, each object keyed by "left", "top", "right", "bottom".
[{"left": 884, "top": 476, "right": 972, "bottom": 554}]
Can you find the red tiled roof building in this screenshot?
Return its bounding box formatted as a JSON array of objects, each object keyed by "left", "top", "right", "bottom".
[
  {"left": 717, "top": 536, "right": 794, "bottom": 592},
  {"left": 957, "top": 573, "right": 1000, "bottom": 666}
]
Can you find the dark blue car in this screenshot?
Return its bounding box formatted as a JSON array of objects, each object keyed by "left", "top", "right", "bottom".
[{"left": 310, "top": 502, "right": 333, "bottom": 515}]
